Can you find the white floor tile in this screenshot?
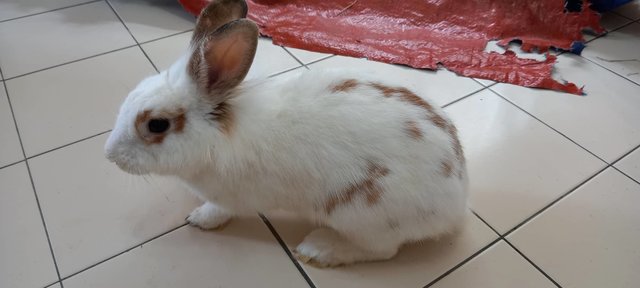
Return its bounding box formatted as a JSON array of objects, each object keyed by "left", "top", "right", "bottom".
[
  {"left": 308, "top": 55, "right": 484, "bottom": 107},
  {"left": 0, "top": 83, "right": 22, "bottom": 167},
  {"left": 108, "top": 0, "right": 195, "bottom": 43},
  {"left": 62, "top": 220, "right": 309, "bottom": 288},
  {"left": 615, "top": 147, "right": 640, "bottom": 182},
  {"left": 430, "top": 241, "right": 555, "bottom": 288},
  {"left": 0, "top": 0, "right": 92, "bottom": 22},
  {"left": 7, "top": 47, "right": 156, "bottom": 157},
  {"left": 28, "top": 133, "right": 201, "bottom": 276},
  {"left": 0, "top": 1, "right": 135, "bottom": 78},
  {"left": 266, "top": 212, "right": 497, "bottom": 288},
  {"left": 141, "top": 31, "right": 193, "bottom": 71},
  {"left": 447, "top": 90, "right": 605, "bottom": 233},
  {"left": 0, "top": 163, "right": 58, "bottom": 288},
  {"left": 582, "top": 22, "right": 640, "bottom": 84},
  {"left": 492, "top": 53, "right": 640, "bottom": 162},
  {"left": 509, "top": 168, "right": 640, "bottom": 288}
]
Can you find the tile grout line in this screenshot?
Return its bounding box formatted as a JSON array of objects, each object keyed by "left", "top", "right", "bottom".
[
  {"left": 470, "top": 211, "right": 563, "bottom": 288},
  {"left": 0, "top": 0, "right": 102, "bottom": 23},
  {"left": 60, "top": 223, "right": 188, "bottom": 283},
  {"left": 0, "top": 159, "right": 25, "bottom": 170},
  {"left": 0, "top": 69, "right": 64, "bottom": 287},
  {"left": 423, "top": 237, "right": 502, "bottom": 288},
  {"left": 579, "top": 19, "right": 640, "bottom": 87},
  {"left": 259, "top": 214, "right": 318, "bottom": 288},
  {"left": 503, "top": 240, "right": 563, "bottom": 287},
  {"left": 282, "top": 47, "right": 310, "bottom": 69},
  {"left": 612, "top": 165, "right": 640, "bottom": 186},
  {"left": 580, "top": 54, "right": 640, "bottom": 88},
  {"left": 27, "top": 130, "right": 112, "bottom": 160},
  {"left": 489, "top": 88, "right": 610, "bottom": 164},
  {"left": 441, "top": 86, "right": 488, "bottom": 108},
  {"left": 104, "top": 0, "right": 160, "bottom": 73},
  {"left": 4, "top": 44, "right": 139, "bottom": 81},
  {"left": 503, "top": 165, "right": 609, "bottom": 238},
  {"left": 139, "top": 29, "right": 194, "bottom": 45}
]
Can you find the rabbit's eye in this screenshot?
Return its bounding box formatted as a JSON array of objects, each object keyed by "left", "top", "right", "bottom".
[{"left": 148, "top": 119, "right": 170, "bottom": 134}]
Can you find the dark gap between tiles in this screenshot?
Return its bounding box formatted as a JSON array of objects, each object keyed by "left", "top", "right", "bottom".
[
  {"left": 60, "top": 223, "right": 188, "bottom": 283},
  {"left": 138, "top": 29, "right": 194, "bottom": 45},
  {"left": 27, "top": 130, "right": 111, "bottom": 160},
  {"left": 612, "top": 162, "right": 640, "bottom": 186},
  {"left": 259, "top": 214, "right": 317, "bottom": 288},
  {"left": 471, "top": 211, "right": 563, "bottom": 288},
  {"left": 0, "top": 0, "right": 102, "bottom": 24},
  {"left": 104, "top": 0, "right": 160, "bottom": 73},
  {"left": 0, "top": 71, "right": 64, "bottom": 286},
  {"left": 490, "top": 89, "right": 610, "bottom": 164},
  {"left": 503, "top": 240, "right": 563, "bottom": 288},
  {"left": 0, "top": 159, "right": 26, "bottom": 170},
  {"left": 423, "top": 237, "right": 502, "bottom": 288},
  {"left": 4, "top": 45, "right": 139, "bottom": 81},
  {"left": 503, "top": 165, "right": 609, "bottom": 238},
  {"left": 441, "top": 86, "right": 488, "bottom": 108},
  {"left": 281, "top": 47, "right": 309, "bottom": 69},
  {"left": 581, "top": 54, "right": 640, "bottom": 88}
]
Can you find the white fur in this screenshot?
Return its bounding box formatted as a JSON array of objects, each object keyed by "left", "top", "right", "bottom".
[{"left": 105, "top": 52, "right": 469, "bottom": 266}]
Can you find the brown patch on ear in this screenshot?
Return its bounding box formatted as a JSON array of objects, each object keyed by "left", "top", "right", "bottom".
[
  {"left": 405, "top": 120, "right": 423, "bottom": 139},
  {"left": 325, "top": 161, "right": 390, "bottom": 214},
  {"left": 330, "top": 79, "right": 359, "bottom": 93},
  {"left": 191, "top": 0, "right": 248, "bottom": 46},
  {"left": 210, "top": 101, "right": 234, "bottom": 135},
  {"left": 135, "top": 109, "right": 187, "bottom": 145},
  {"left": 441, "top": 160, "right": 454, "bottom": 177}
]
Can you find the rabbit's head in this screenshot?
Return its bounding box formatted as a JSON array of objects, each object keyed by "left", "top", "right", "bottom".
[{"left": 105, "top": 0, "right": 257, "bottom": 175}]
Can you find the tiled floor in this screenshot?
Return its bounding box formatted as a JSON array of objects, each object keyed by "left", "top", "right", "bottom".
[{"left": 1, "top": 1, "right": 639, "bottom": 287}]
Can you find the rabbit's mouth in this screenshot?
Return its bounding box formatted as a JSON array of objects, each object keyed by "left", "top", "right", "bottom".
[{"left": 111, "top": 158, "right": 148, "bottom": 176}]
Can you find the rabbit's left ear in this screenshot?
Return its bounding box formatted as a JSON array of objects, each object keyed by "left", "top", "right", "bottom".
[
  {"left": 191, "top": 0, "right": 248, "bottom": 46},
  {"left": 188, "top": 19, "right": 259, "bottom": 98}
]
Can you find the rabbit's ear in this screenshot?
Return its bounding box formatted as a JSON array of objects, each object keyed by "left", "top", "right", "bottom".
[
  {"left": 189, "top": 19, "right": 258, "bottom": 98},
  {"left": 191, "top": 0, "right": 248, "bottom": 46}
]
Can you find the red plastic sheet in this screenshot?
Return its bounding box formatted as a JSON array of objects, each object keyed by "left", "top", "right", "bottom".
[{"left": 180, "top": 0, "right": 604, "bottom": 95}]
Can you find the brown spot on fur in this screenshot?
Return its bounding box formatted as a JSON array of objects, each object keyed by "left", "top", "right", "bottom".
[
  {"left": 135, "top": 109, "right": 187, "bottom": 145},
  {"left": 211, "top": 101, "right": 233, "bottom": 135},
  {"left": 369, "top": 82, "right": 434, "bottom": 111},
  {"left": 441, "top": 160, "right": 454, "bottom": 177},
  {"left": 325, "top": 161, "right": 390, "bottom": 214},
  {"left": 368, "top": 82, "right": 453, "bottom": 131},
  {"left": 430, "top": 114, "right": 448, "bottom": 130},
  {"left": 447, "top": 124, "right": 465, "bottom": 166},
  {"left": 405, "top": 120, "right": 423, "bottom": 139},
  {"left": 330, "top": 79, "right": 359, "bottom": 93},
  {"left": 368, "top": 82, "right": 466, "bottom": 176}
]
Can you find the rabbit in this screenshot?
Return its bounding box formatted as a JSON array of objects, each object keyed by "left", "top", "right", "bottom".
[{"left": 104, "top": 0, "right": 469, "bottom": 267}]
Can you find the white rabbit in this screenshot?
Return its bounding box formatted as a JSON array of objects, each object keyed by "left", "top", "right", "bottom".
[{"left": 105, "top": 0, "right": 468, "bottom": 267}]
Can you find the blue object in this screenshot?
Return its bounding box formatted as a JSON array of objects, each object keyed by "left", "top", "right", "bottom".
[
  {"left": 566, "top": 0, "right": 632, "bottom": 12},
  {"left": 570, "top": 41, "right": 586, "bottom": 54},
  {"left": 590, "top": 0, "right": 632, "bottom": 11}
]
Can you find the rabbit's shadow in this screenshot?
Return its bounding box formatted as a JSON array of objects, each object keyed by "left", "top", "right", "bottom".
[{"left": 10, "top": 0, "right": 195, "bottom": 33}]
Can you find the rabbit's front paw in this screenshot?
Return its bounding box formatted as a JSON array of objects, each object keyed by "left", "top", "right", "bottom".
[{"left": 186, "top": 202, "right": 232, "bottom": 230}]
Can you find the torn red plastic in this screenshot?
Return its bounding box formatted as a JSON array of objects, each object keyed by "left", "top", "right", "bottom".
[{"left": 180, "top": 0, "right": 603, "bottom": 95}]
